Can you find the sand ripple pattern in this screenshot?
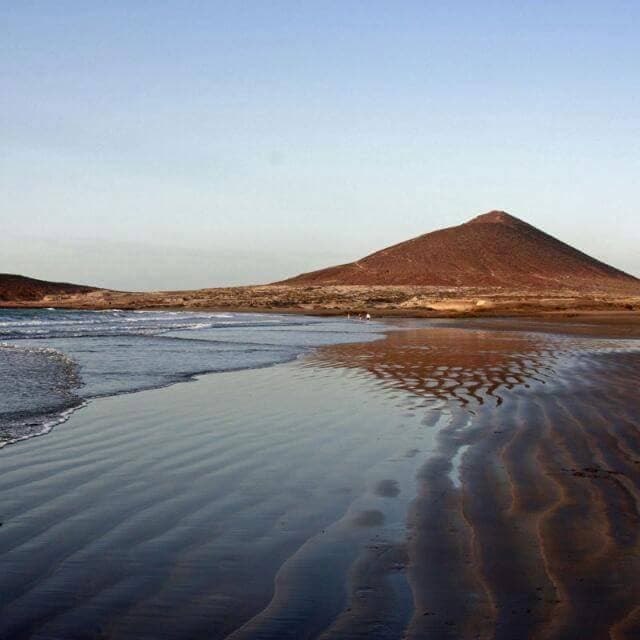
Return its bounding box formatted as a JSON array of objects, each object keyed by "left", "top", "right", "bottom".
[{"left": 312, "top": 325, "right": 640, "bottom": 639}]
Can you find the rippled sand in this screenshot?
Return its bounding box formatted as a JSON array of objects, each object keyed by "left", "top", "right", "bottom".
[
  {"left": 1, "top": 320, "right": 639, "bottom": 639},
  {"left": 310, "top": 323, "right": 640, "bottom": 639}
]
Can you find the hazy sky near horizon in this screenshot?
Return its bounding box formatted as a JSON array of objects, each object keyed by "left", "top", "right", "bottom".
[{"left": 2, "top": 1, "right": 639, "bottom": 290}]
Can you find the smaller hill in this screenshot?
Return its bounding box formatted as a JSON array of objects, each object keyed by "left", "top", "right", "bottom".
[{"left": 0, "top": 274, "right": 97, "bottom": 302}]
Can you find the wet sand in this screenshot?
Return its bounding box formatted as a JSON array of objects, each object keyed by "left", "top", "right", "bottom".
[
  {"left": 311, "top": 322, "right": 640, "bottom": 639},
  {"left": 1, "top": 320, "right": 639, "bottom": 639}
]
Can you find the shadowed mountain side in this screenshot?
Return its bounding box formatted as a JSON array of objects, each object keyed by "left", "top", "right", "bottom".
[
  {"left": 0, "top": 274, "right": 97, "bottom": 301},
  {"left": 279, "top": 211, "right": 639, "bottom": 290}
]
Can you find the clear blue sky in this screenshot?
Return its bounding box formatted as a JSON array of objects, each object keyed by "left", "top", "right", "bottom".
[{"left": 2, "top": 1, "right": 639, "bottom": 289}]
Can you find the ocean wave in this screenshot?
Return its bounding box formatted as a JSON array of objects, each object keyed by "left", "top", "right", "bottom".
[
  {"left": 0, "top": 402, "right": 86, "bottom": 449},
  {"left": 0, "top": 342, "right": 84, "bottom": 447},
  {"left": 0, "top": 309, "right": 384, "bottom": 448},
  {"left": 0, "top": 341, "right": 79, "bottom": 365}
]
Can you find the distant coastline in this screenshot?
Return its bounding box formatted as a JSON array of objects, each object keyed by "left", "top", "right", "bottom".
[
  {"left": 2, "top": 283, "right": 640, "bottom": 323},
  {"left": 3, "top": 211, "right": 640, "bottom": 319}
]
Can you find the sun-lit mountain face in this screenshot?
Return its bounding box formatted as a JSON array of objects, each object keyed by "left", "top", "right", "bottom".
[{"left": 278, "top": 211, "right": 639, "bottom": 291}]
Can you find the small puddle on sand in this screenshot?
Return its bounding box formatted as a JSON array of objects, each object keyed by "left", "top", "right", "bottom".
[{"left": 448, "top": 444, "right": 471, "bottom": 488}]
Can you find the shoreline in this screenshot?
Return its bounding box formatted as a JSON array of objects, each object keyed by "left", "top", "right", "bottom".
[
  {"left": 2, "top": 282, "right": 639, "bottom": 321},
  {"left": 2, "top": 309, "right": 639, "bottom": 454},
  {"left": 0, "top": 311, "right": 385, "bottom": 451},
  {"left": 4, "top": 301, "right": 640, "bottom": 321}
]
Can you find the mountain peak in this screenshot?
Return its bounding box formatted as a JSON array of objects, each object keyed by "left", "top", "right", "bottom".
[{"left": 467, "top": 210, "right": 523, "bottom": 226}]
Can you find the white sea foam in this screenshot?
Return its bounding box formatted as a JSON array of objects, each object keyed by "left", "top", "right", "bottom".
[{"left": 0, "top": 402, "right": 86, "bottom": 449}]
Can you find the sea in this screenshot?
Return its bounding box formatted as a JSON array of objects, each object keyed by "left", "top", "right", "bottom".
[{"left": 0, "top": 309, "right": 383, "bottom": 448}]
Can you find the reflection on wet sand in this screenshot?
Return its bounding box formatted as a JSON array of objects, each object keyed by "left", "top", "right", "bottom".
[
  {"left": 310, "top": 323, "right": 640, "bottom": 639},
  {"left": 308, "top": 327, "right": 558, "bottom": 408}
]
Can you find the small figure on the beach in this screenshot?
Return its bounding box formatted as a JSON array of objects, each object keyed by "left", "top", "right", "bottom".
[{"left": 365, "top": 313, "right": 371, "bottom": 321}]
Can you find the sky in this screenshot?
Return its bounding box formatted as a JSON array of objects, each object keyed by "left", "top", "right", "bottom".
[{"left": 2, "top": 1, "right": 639, "bottom": 290}]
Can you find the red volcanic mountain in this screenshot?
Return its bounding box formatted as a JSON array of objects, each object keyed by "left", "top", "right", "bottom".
[
  {"left": 279, "top": 211, "right": 639, "bottom": 290},
  {"left": 0, "top": 274, "right": 97, "bottom": 302}
]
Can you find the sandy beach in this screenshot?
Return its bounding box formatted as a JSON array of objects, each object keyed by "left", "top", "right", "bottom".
[
  {"left": 1, "top": 318, "right": 639, "bottom": 639},
  {"left": 5, "top": 2, "right": 640, "bottom": 637}
]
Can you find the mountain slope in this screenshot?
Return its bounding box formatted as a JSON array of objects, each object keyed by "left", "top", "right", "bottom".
[
  {"left": 279, "top": 211, "right": 639, "bottom": 290},
  {"left": 0, "top": 274, "right": 97, "bottom": 301}
]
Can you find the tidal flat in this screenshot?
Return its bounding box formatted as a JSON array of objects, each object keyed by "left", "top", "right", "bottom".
[{"left": 1, "top": 317, "right": 639, "bottom": 639}]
